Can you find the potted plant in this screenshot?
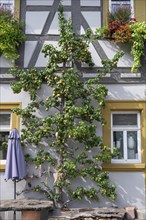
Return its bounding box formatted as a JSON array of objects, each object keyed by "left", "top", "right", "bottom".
[
  {"left": 108, "top": 6, "right": 131, "bottom": 39},
  {"left": 95, "top": 7, "right": 146, "bottom": 72},
  {"left": 0, "top": 8, "right": 26, "bottom": 60}
]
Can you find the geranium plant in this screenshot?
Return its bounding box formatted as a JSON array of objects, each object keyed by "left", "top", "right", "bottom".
[
  {"left": 113, "top": 24, "right": 131, "bottom": 43},
  {"left": 0, "top": 8, "right": 26, "bottom": 60},
  {"left": 95, "top": 7, "right": 146, "bottom": 72}
]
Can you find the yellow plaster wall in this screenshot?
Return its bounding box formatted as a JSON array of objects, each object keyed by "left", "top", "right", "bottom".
[
  {"left": 103, "top": 0, "right": 109, "bottom": 25},
  {"left": 14, "top": 0, "right": 20, "bottom": 19},
  {"left": 134, "top": 0, "right": 146, "bottom": 22}
]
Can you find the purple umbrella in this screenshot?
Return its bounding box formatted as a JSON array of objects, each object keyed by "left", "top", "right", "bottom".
[{"left": 5, "top": 128, "right": 27, "bottom": 199}]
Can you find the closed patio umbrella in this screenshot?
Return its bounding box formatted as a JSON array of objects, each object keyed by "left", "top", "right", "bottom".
[
  {"left": 5, "top": 128, "right": 27, "bottom": 198},
  {"left": 4, "top": 128, "right": 27, "bottom": 220}
]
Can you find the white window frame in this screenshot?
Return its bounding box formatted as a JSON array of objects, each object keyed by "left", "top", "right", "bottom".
[
  {"left": 109, "top": 0, "right": 134, "bottom": 17},
  {"left": 0, "top": 112, "right": 12, "bottom": 164},
  {"left": 111, "top": 111, "right": 141, "bottom": 164}
]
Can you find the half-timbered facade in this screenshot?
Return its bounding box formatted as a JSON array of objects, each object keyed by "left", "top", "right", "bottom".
[{"left": 0, "top": 0, "right": 146, "bottom": 219}]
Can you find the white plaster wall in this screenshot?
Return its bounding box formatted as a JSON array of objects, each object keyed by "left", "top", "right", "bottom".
[
  {"left": 0, "top": 84, "right": 146, "bottom": 211},
  {"left": 81, "top": 11, "right": 101, "bottom": 32},
  {"left": 24, "top": 41, "right": 59, "bottom": 68},
  {"left": 98, "top": 40, "right": 134, "bottom": 67},
  {"left": 27, "top": 0, "right": 71, "bottom": 6},
  {"left": 24, "top": 41, "right": 38, "bottom": 67},
  {"left": 23, "top": 39, "right": 136, "bottom": 68},
  {"left": 27, "top": 0, "right": 54, "bottom": 5},
  {"left": 109, "top": 172, "right": 146, "bottom": 209},
  {"left": 25, "top": 12, "right": 49, "bottom": 35},
  {"left": 1, "top": 83, "right": 145, "bottom": 105},
  {"left": 0, "top": 86, "right": 30, "bottom": 220},
  {"left": 81, "top": 0, "right": 101, "bottom": 6},
  {"left": 35, "top": 41, "right": 59, "bottom": 67},
  {"left": 0, "top": 56, "right": 13, "bottom": 68},
  {"left": 25, "top": 11, "right": 71, "bottom": 35},
  {"left": 0, "top": 84, "right": 30, "bottom": 108},
  {"left": 48, "top": 12, "right": 71, "bottom": 35},
  {"left": 106, "top": 84, "right": 146, "bottom": 100},
  {"left": 68, "top": 172, "right": 145, "bottom": 209},
  {"left": 25, "top": 39, "right": 104, "bottom": 68}
]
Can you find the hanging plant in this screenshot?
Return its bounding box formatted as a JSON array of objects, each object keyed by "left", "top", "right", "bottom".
[
  {"left": 0, "top": 8, "right": 26, "bottom": 60},
  {"left": 130, "top": 21, "right": 146, "bottom": 72},
  {"left": 95, "top": 7, "right": 146, "bottom": 72}
]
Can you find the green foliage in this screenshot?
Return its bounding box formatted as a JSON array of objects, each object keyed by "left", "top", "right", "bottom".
[
  {"left": 0, "top": 141, "right": 7, "bottom": 151},
  {"left": 0, "top": 8, "right": 26, "bottom": 60},
  {"left": 108, "top": 7, "right": 131, "bottom": 23},
  {"left": 33, "top": 184, "right": 60, "bottom": 206},
  {"left": 130, "top": 22, "right": 146, "bottom": 72},
  {"left": 95, "top": 8, "right": 146, "bottom": 73},
  {"left": 10, "top": 4, "right": 123, "bottom": 208},
  {"left": 11, "top": 68, "right": 45, "bottom": 100},
  {"left": 95, "top": 25, "right": 109, "bottom": 39}
]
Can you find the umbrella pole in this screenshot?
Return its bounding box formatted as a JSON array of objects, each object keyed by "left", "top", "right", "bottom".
[
  {"left": 14, "top": 179, "right": 16, "bottom": 200},
  {"left": 13, "top": 179, "right": 16, "bottom": 220},
  {"left": 13, "top": 210, "right": 16, "bottom": 220}
]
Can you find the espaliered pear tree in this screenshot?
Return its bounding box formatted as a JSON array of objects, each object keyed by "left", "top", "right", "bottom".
[{"left": 10, "top": 4, "right": 123, "bottom": 208}]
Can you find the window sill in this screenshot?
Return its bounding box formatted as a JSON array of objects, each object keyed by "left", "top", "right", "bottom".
[
  {"left": 103, "top": 163, "right": 145, "bottom": 172},
  {"left": 0, "top": 164, "right": 5, "bottom": 172}
]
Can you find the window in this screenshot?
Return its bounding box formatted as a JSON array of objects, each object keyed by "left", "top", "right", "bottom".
[
  {"left": 0, "top": 0, "right": 20, "bottom": 18},
  {"left": 0, "top": 0, "right": 14, "bottom": 13},
  {"left": 0, "top": 112, "right": 12, "bottom": 161},
  {"left": 102, "top": 101, "right": 146, "bottom": 171},
  {"left": 109, "top": 0, "right": 134, "bottom": 15},
  {"left": 111, "top": 112, "right": 141, "bottom": 163},
  {"left": 0, "top": 103, "right": 20, "bottom": 171}
]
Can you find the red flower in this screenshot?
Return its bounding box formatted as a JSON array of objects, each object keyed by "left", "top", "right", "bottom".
[
  {"left": 130, "top": 18, "right": 137, "bottom": 22},
  {"left": 113, "top": 25, "right": 131, "bottom": 43}
]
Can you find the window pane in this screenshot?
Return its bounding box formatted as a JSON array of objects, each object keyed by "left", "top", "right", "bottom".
[
  {"left": 0, "top": 113, "right": 11, "bottom": 128},
  {"left": 111, "top": 0, "right": 131, "bottom": 12},
  {"left": 111, "top": 0, "right": 130, "bottom": 2},
  {"left": 113, "top": 131, "right": 124, "bottom": 159},
  {"left": 0, "top": 0, "right": 14, "bottom": 12},
  {"left": 113, "top": 114, "right": 137, "bottom": 126},
  {"left": 0, "top": 132, "right": 9, "bottom": 160},
  {"left": 111, "top": 4, "right": 130, "bottom": 12},
  {"left": 127, "top": 131, "right": 138, "bottom": 159}
]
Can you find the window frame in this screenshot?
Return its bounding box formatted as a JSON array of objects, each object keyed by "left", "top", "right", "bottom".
[
  {"left": 102, "top": 100, "right": 146, "bottom": 172},
  {"left": 0, "top": 111, "right": 12, "bottom": 130},
  {"left": 0, "top": 112, "right": 12, "bottom": 163},
  {"left": 111, "top": 111, "right": 141, "bottom": 164},
  {"left": 109, "top": 0, "right": 134, "bottom": 16},
  {"left": 0, "top": 103, "right": 21, "bottom": 172}
]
